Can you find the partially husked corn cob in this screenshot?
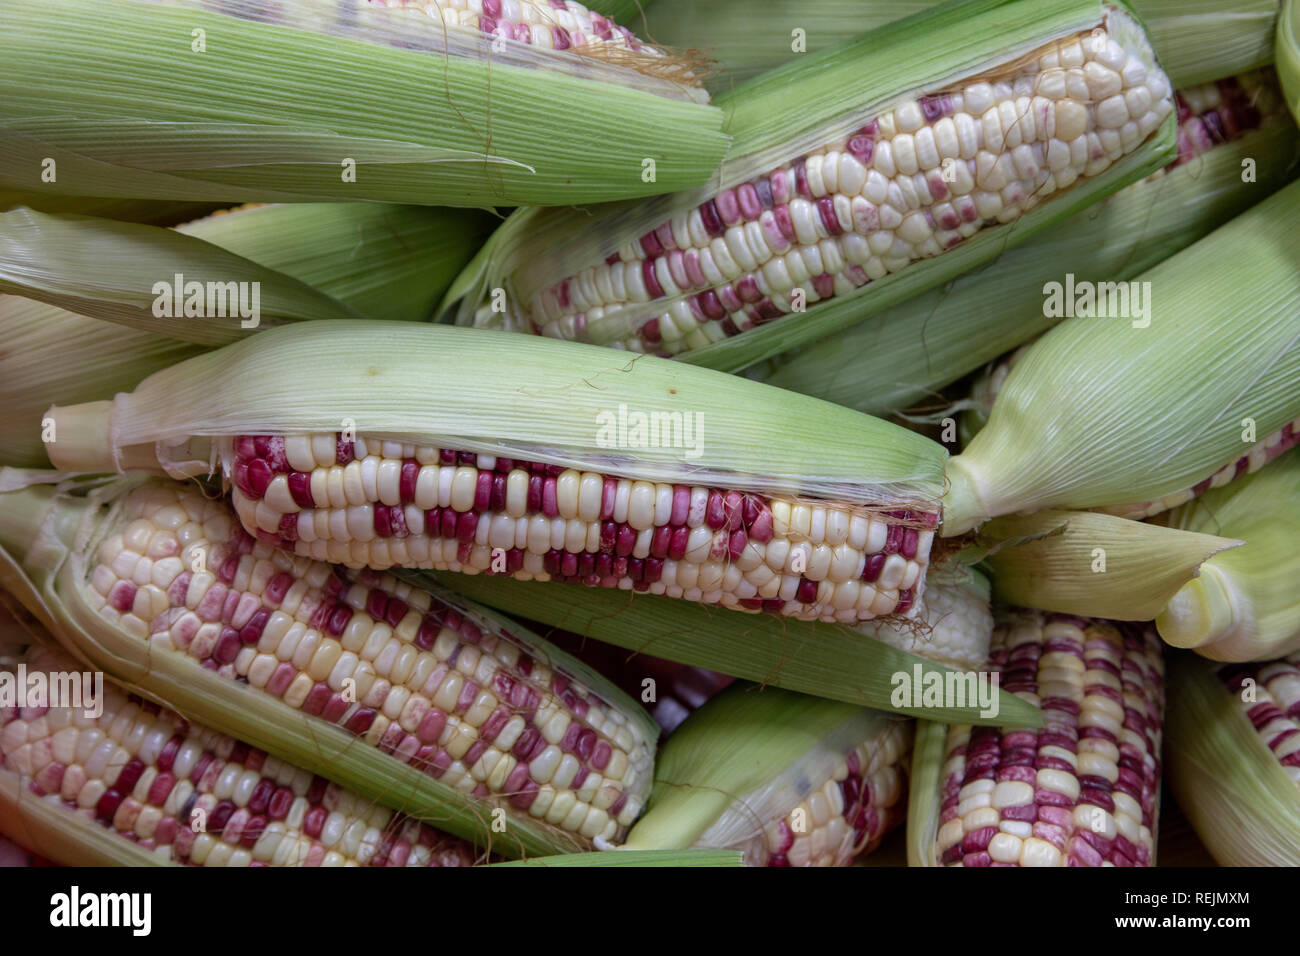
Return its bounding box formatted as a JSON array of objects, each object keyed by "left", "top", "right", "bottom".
[
  {"left": 908, "top": 611, "right": 1165, "bottom": 866},
  {"left": 1096, "top": 417, "right": 1300, "bottom": 520},
  {"left": 1220, "top": 655, "right": 1300, "bottom": 783},
  {"left": 449, "top": 0, "right": 1176, "bottom": 370},
  {"left": 854, "top": 564, "right": 993, "bottom": 670},
  {"left": 226, "top": 432, "right": 937, "bottom": 624},
  {"left": 371, "top": 0, "right": 657, "bottom": 56},
  {"left": 762, "top": 67, "right": 1298, "bottom": 416},
  {"left": 1164, "top": 650, "right": 1300, "bottom": 865},
  {"left": 0, "top": 477, "right": 658, "bottom": 855},
  {"left": 1, "top": 643, "right": 476, "bottom": 867},
  {"left": 622, "top": 685, "right": 912, "bottom": 866},
  {"left": 86, "top": 481, "right": 655, "bottom": 844},
  {"left": 530, "top": 27, "right": 1172, "bottom": 355},
  {"left": 44, "top": 321, "right": 948, "bottom": 627}
]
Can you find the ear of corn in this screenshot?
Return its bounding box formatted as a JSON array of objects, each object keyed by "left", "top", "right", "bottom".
[
  {"left": 977, "top": 510, "right": 1243, "bottom": 621},
  {"left": 0, "top": 476, "right": 659, "bottom": 857},
  {"left": 643, "top": 0, "right": 1279, "bottom": 90},
  {"left": 622, "top": 684, "right": 913, "bottom": 865},
  {"left": 1156, "top": 447, "right": 1300, "bottom": 661},
  {"left": 761, "top": 69, "right": 1299, "bottom": 416},
  {"left": 943, "top": 177, "right": 1300, "bottom": 535},
  {"left": 429, "top": 569, "right": 1035, "bottom": 724},
  {"left": 2, "top": 640, "right": 479, "bottom": 867},
  {"left": 447, "top": 0, "right": 1178, "bottom": 371},
  {"left": 1280, "top": 0, "right": 1300, "bottom": 125},
  {"left": 0, "top": 0, "right": 725, "bottom": 208},
  {"left": 907, "top": 609, "right": 1165, "bottom": 866},
  {"left": 44, "top": 320, "right": 948, "bottom": 626},
  {"left": 0, "top": 203, "right": 496, "bottom": 345},
  {"left": 1164, "top": 650, "right": 1300, "bottom": 866}
]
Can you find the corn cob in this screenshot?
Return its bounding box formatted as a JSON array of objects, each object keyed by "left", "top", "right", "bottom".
[
  {"left": 642, "top": 0, "right": 1278, "bottom": 91},
  {"left": 908, "top": 610, "right": 1165, "bottom": 866},
  {"left": 1155, "top": 447, "right": 1300, "bottom": 661},
  {"left": 0, "top": 478, "right": 658, "bottom": 856},
  {"left": 449, "top": 0, "right": 1176, "bottom": 370},
  {"left": 622, "top": 685, "right": 912, "bottom": 866},
  {"left": 762, "top": 67, "right": 1298, "bottom": 416},
  {"left": 1, "top": 641, "right": 477, "bottom": 867},
  {"left": 941, "top": 177, "right": 1300, "bottom": 534},
  {"left": 1164, "top": 650, "right": 1300, "bottom": 865},
  {"left": 44, "top": 321, "right": 947, "bottom": 626},
  {"left": 0, "top": 0, "right": 724, "bottom": 208}
]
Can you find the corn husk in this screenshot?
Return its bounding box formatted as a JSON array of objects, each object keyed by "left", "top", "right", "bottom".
[
  {"left": 0, "top": 192, "right": 226, "bottom": 226},
  {"left": 621, "top": 684, "right": 912, "bottom": 859},
  {"left": 761, "top": 74, "right": 1300, "bottom": 415},
  {"left": 1164, "top": 651, "right": 1300, "bottom": 866},
  {"left": 0, "top": 203, "right": 497, "bottom": 344},
  {"left": 446, "top": 0, "right": 1178, "bottom": 373},
  {"left": 0, "top": 0, "right": 725, "bottom": 208},
  {"left": 943, "top": 177, "right": 1300, "bottom": 534},
  {"left": 1281, "top": 0, "right": 1300, "bottom": 125},
  {"left": 426, "top": 570, "right": 1038, "bottom": 725},
  {"left": 43, "top": 320, "right": 946, "bottom": 508},
  {"left": 976, "top": 509, "right": 1242, "bottom": 620},
  {"left": 643, "top": 0, "right": 1278, "bottom": 91},
  {"left": 0, "top": 475, "right": 657, "bottom": 858},
  {"left": 583, "top": 0, "right": 656, "bottom": 26},
  {"left": 1156, "top": 447, "right": 1300, "bottom": 660}
]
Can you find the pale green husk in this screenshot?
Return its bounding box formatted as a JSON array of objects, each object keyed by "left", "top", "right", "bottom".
[
  {"left": 447, "top": 0, "right": 1178, "bottom": 373},
  {"left": 1281, "top": 0, "right": 1300, "bottom": 126},
  {"left": 426, "top": 571, "right": 1040, "bottom": 726},
  {"left": 1164, "top": 651, "right": 1300, "bottom": 866},
  {"left": 975, "top": 509, "right": 1242, "bottom": 620},
  {"left": 0, "top": 204, "right": 497, "bottom": 345},
  {"left": 904, "top": 718, "right": 949, "bottom": 866},
  {"left": 1157, "top": 446, "right": 1300, "bottom": 660},
  {"left": 0, "top": 476, "right": 656, "bottom": 858},
  {"left": 643, "top": 0, "right": 1278, "bottom": 90},
  {"left": 0, "top": 192, "right": 225, "bottom": 226},
  {"left": 0, "top": 0, "right": 725, "bottom": 207},
  {"left": 762, "top": 88, "right": 1300, "bottom": 415},
  {"left": 622, "top": 684, "right": 908, "bottom": 855},
  {"left": 44, "top": 320, "right": 947, "bottom": 508},
  {"left": 943, "top": 178, "right": 1300, "bottom": 534}
]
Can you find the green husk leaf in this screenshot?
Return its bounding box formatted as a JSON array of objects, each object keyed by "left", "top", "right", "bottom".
[
  {"left": 584, "top": 0, "right": 657, "bottom": 26},
  {"left": 1164, "top": 651, "right": 1300, "bottom": 866},
  {"left": 1280, "top": 0, "right": 1300, "bottom": 126},
  {"left": 425, "top": 572, "right": 1039, "bottom": 726},
  {"left": 450, "top": 0, "right": 1177, "bottom": 372},
  {"left": 980, "top": 509, "right": 1243, "bottom": 620},
  {"left": 904, "top": 718, "right": 949, "bottom": 866},
  {"left": 0, "top": 208, "right": 365, "bottom": 345},
  {"left": 761, "top": 88, "right": 1300, "bottom": 415},
  {"left": 0, "top": 192, "right": 227, "bottom": 226},
  {"left": 643, "top": 0, "right": 1277, "bottom": 90},
  {"left": 0, "top": 0, "right": 725, "bottom": 207},
  {"left": 0, "top": 477, "right": 648, "bottom": 858},
  {"left": 623, "top": 684, "right": 909, "bottom": 853},
  {"left": 0, "top": 203, "right": 497, "bottom": 344},
  {"left": 943, "top": 178, "right": 1300, "bottom": 534},
  {"left": 1156, "top": 446, "right": 1300, "bottom": 660},
  {"left": 491, "top": 849, "right": 743, "bottom": 866},
  {"left": 44, "top": 320, "right": 947, "bottom": 509}
]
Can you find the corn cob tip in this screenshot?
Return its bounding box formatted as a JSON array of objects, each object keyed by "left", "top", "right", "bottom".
[{"left": 1156, "top": 564, "right": 1235, "bottom": 652}]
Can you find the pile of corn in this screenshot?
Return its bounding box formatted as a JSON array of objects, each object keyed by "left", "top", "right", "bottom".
[{"left": 1, "top": 0, "right": 1298, "bottom": 871}]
